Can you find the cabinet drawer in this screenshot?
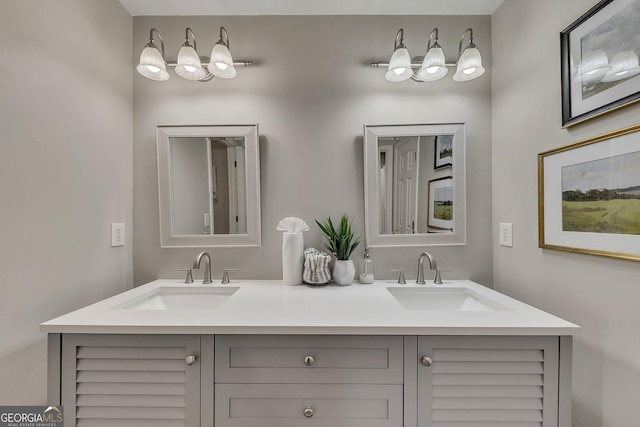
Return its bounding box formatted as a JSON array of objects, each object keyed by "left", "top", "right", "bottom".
[
  {"left": 215, "top": 335, "right": 403, "bottom": 384},
  {"left": 215, "top": 383, "right": 403, "bottom": 427}
]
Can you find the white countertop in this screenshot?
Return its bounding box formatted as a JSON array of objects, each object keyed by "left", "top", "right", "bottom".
[{"left": 40, "top": 280, "right": 578, "bottom": 335}]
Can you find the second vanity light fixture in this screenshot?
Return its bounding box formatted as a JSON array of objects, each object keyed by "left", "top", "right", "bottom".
[
  {"left": 137, "top": 27, "right": 253, "bottom": 82},
  {"left": 573, "top": 50, "right": 640, "bottom": 83},
  {"left": 371, "top": 27, "right": 485, "bottom": 83}
]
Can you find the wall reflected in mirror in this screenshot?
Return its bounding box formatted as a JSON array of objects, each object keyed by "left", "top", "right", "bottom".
[
  {"left": 170, "top": 136, "right": 247, "bottom": 235},
  {"left": 363, "top": 123, "right": 465, "bottom": 247},
  {"left": 377, "top": 135, "right": 454, "bottom": 235}
]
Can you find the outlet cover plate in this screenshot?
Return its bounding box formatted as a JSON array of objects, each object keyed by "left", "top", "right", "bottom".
[
  {"left": 499, "top": 223, "right": 513, "bottom": 247},
  {"left": 111, "top": 223, "right": 125, "bottom": 247}
]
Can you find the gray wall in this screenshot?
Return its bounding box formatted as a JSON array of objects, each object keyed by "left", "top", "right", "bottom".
[
  {"left": 492, "top": 2, "right": 640, "bottom": 426},
  {"left": 170, "top": 137, "right": 210, "bottom": 235},
  {"left": 0, "top": 0, "right": 132, "bottom": 403},
  {"left": 133, "top": 16, "right": 493, "bottom": 286}
]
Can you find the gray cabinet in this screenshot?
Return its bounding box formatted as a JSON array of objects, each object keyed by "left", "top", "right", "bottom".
[
  {"left": 52, "top": 334, "right": 570, "bottom": 427},
  {"left": 415, "top": 336, "right": 560, "bottom": 427},
  {"left": 60, "top": 334, "right": 204, "bottom": 427}
]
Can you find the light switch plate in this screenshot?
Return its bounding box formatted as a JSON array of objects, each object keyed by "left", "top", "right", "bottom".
[
  {"left": 111, "top": 223, "right": 125, "bottom": 247},
  {"left": 499, "top": 223, "right": 513, "bottom": 247}
]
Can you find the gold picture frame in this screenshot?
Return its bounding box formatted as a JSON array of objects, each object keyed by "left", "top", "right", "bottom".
[{"left": 538, "top": 124, "right": 640, "bottom": 261}]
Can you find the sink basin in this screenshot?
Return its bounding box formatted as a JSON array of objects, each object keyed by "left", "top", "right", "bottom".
[
  {"left": 115, "top": 287, "right": 239, "bottom": 310},
  {"left": 387, "top": 287, "right": 510, "bottom": 312}
]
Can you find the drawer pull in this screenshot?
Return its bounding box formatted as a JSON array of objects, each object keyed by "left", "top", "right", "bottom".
[
  {"left": 185, "top": 355, "right": 197, "bottom": 366},
  {"left": 303, "top": 355, "right": 315, "bottom": 366},
  {"left": 303, "top": 406, "right": 314, "bottom": 418},
  {"left": 421, "top": 356, "right": 433, "bottom": 367}
]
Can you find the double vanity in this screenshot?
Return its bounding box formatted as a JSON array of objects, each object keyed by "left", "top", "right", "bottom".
[{"left": 42, "top": 280, "right": 577, "bottom": 427}]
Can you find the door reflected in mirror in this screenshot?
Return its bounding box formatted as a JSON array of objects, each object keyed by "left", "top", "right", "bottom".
[
  {"left": 377, "top": 135, "right": 454, "bottom": 234},
  {"left": 169, "top": 136, "right": 247, "bottom": 235},
  {"left": 157, "top": 125, "right": 261, "bottom": 248},
  {"left": 364, "top": 124, "right": 466, "bottom": 247}
]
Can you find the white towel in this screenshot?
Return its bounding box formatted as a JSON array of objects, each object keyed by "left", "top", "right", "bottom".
[{"left": 282, "top": 232, "right": 304, "bottom": 285}]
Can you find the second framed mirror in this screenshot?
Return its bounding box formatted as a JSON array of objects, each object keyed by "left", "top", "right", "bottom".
[{"left": 363, "top": 123, "right": 466, "bottom": 247}]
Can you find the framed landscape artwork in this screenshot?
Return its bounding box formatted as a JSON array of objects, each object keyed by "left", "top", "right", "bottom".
[
  {"left": 561, "top": 0, "right": 640, "bottom": 127},
  {"left": 538, "top": 124, "right": 640, "bottom": 261},
  {"left": 434, "top": 135, "right": 453, "bottom": 169},
  {"left": 428, "top": 177, "right": 454, "bottom": 231}
]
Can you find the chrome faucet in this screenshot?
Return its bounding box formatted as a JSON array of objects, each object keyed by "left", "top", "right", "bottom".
[
  {"left": 417, "top": 252, "right": 442, "bottom": 285},
  {"left": 193, "top": 252, "right": 213, "bottom": 284}
]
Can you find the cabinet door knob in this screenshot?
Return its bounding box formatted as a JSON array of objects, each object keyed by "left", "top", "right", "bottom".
[
  {"left": 303, "top": 406, "right": 314, "bottom": 418},
  {"left": 303, "top": 355, "right": 315, "bottom": 366},
  {"left": 185, "top": 355, "right": 197, "bottom": 366},
  {"left": 421, "top": 356, "right": 433, "bottom": 367}
]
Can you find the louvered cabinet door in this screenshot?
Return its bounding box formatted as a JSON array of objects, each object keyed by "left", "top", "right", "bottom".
[
  {"left": 61, "top": 334, "right": 201, "bottom": 427},
  {"left": 417, "top": 336, "right": 559, "bottom": 427}
]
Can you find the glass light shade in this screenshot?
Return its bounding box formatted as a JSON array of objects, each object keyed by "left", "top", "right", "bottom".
[
  {"left": 453, "top": 47, "right": 485, "bottom": 81},
  {"left": 602, "top": 51, "right": 640, "bottom": 82},
  {"left": 416, "top": 47, "right": 448, "bottom": 81},
  {"left": 208, "top": 43, "right": 237, "bottom": 79},
  {"left": 576, "top": 50, "right": 611, "bottom": 82},
  {"left": 136, "top": 46, "right": 169, "bottom": 81},
  {"left": 384, "top": 47, "right": 413, "bottom": 82},
  {"left": 175, "top": 45, "right": 207, "bottom": 81}
]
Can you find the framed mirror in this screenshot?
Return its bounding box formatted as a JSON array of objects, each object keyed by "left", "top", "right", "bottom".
[
  {"left": 157, "top": 125, "right": 261, "bottom": 247},
  {"left": 363, "top": 123, "right": 466, "bottom": 247}
]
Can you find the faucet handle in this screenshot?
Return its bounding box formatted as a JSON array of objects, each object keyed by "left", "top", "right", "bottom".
[
  {"left": 389, "top": 268, "right": 406, "bottom": 284},
  {"left": 176, "top": 268, "right": 194, "bottom": 284},
  {"left": 222, "top": 268, "right": 239, "bottom": 284}
]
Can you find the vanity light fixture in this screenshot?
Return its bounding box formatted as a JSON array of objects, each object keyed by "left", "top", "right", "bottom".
[
  {"left": 137, "top": 28, "right": 170, "bottom": 81},
  {"left": 575, "top": 50, "right": 612, "bottom": 82},
  {"left": 416, "top": 28, "right": 448, "bottom": 82},
  {"left": 452, "top": 28, "right": 485, "bottom": 82},
  {"left": 371, "top": 27, "right": 485, "bottom": 83},
  {"left": 175, "top": 27, "right": 211, "bottom": 81},
  {"left": 572, "top": 49, "right": 640, "bottom": 84},
  {"left": 384, "top": 29, "right": 413, "bottom": 82},
  {"left": 602, "top": 51, "right": 640, "bottom": 82},
  {"left": 136, "top": 26, "right": 252, "bottom": 82},
  {"left": 208, "top": 27, "right": 237, "bottom": 79}
]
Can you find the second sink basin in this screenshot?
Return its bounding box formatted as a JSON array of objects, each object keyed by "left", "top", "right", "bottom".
[
  {"left": 115, "top": 286, "right": 239, "bottom": 310},
  {"left": 387, "top": 287, "right": 510, "bottom": 311}
]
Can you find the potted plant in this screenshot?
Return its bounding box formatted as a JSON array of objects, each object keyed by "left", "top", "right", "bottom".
[{"left": 315, "top": 215, "right": 361, "bottom": 286}]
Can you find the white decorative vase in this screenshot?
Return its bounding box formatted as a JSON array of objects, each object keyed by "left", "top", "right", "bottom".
[
  {"left": 282, "top": 232, "right": 304, "bottom": 285},
  {"left": 332, "top": 260, "right": 355, "bottom": 286}
]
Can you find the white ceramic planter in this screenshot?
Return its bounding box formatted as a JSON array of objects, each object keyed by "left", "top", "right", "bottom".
[{"left": 332, "top": 260, "right": 355, "bottom": 286}]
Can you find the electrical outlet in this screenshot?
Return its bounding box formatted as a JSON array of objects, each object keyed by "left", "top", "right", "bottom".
[
  {"left": 111, "top": 223, "right": 125, "bottom": 247},
  {"left": 499, "top": 223, "right": 513, "bottom": 247}
]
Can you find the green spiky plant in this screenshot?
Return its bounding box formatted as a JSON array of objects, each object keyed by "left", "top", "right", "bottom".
[{"left": 315, "top": 215, "right": 361, "bottom": 261}]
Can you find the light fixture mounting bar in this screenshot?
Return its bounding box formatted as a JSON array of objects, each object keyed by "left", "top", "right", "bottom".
[
  {"left": 371, "top": 61, "right": 457, "bottom": 68},
  {"left": 166, "top": 60, "right": 253, "bottom": 67}
]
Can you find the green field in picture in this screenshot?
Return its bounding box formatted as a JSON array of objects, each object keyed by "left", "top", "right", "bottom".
[
  {"left": 562, "top": 199, "right": 640, "bottom": 235},
  {"left": 434, "top": 203, "right": 452, "bottom": 221}
]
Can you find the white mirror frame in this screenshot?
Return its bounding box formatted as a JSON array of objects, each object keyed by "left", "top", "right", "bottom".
[
  {"left": 157, "top": 125, "right": 261, "bottom": 247},
  {"left": 363, "top": 123, "right": 466, "bottom": 247}
]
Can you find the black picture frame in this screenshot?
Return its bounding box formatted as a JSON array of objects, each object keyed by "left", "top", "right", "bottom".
[
  {"left": 561, "top": 0, "right": 640, "bottom": 127},
  {"left": 433, "top": 135, "right": 453, "bottom": 170}
]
